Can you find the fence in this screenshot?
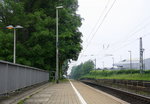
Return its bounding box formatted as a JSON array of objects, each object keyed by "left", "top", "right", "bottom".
[{"left": 0, "top": 60, "right": 49, "bottom": 95}]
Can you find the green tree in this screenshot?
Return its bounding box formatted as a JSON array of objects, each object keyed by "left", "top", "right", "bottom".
[
  {"left": 0, "top": 0, "right": 82, "bottom": 77},
  {"left": 70, "top": 60, "right": 94, "bottom": 79}
]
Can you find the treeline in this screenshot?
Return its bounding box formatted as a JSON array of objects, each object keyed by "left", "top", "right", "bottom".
[
  {"left": 0, "top": 0, "right": 82, "bottom": 76},
  {"left": 70, "top": 60, "right": 150, "bottom": 81},
  {"left": 70, "top": 60, "right": 94, "bottom": 79}
]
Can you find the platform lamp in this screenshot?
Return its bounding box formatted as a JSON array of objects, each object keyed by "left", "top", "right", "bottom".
[{"left": 6, "top": 25, "right": 23, "bottom": 64}]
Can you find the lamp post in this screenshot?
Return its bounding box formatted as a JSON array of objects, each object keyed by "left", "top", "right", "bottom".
[
  {"left": 6, "top": 25, "right": 23, "bottom": 64},
  {"left": 56, "top": 6, "right": 63, "bottom": 83},
  {"left": 128, "top": 51, "right": 132, "bottom": 69}
]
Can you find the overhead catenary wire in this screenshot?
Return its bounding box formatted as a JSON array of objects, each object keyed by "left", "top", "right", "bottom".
[
  {"left": 109, "top": 32, "right": 150, "bottom": 54},
  {"left": 79, "top": 0, "right": 111, "bottom": 60},
  {"left": 110, "top": 20, "right": 150, "bottom": 49},
  {"left": 75, "top": 1, "right": 150, "bottom": 69},
  {"left": 78, "top": 1, "right": 110, "bottom": 61},
  {"left": 97, "top": 32, "right": 150, "bottom": 64},
  {"left": 84, "top": 0, "right": 111, "bottom": 43},
  {"left": 96, "top": 21, "right": 150, "bottom": 56},
  {"left": 75, "top": 32, "right": 150, "bottom": 69},
  {"left": 84, "top": 0, "right": 116, "bottom": 52},
  {"left": 78, "top": 0, "right": 117, "bottom": 60},
  {"left": 95, "top": 15, "right": 150, "bottom": 56}
]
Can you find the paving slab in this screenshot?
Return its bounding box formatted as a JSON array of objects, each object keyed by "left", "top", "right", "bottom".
[
  {"left": 25, "top": 81, "right": 81, "bottom": 104},
  {"left": 0, "top": 83, "right": 50, "bottom": 104}
]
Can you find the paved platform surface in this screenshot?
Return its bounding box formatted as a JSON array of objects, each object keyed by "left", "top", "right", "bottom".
[
  {"left": 0, "top": 83, "right": 49, "bottom": 104},
  {"left": 25, "top": 81, "right": 81, "bottom": 104},
  {"left": 23, "top": 80, "right": 129, "bottom": 104},
  {"left": 72, "top": 81, "right": 128, "bottom": 104}
]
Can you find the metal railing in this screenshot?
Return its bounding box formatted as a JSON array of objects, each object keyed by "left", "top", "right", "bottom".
[{"left": 0, "top": 60, "right": 49, "bottom": 95}]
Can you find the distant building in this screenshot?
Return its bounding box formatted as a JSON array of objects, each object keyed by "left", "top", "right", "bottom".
[
  {"left": 114, "top": 58, "right": 150, "bottom": 70},
  {"left": 144, "top": 58, "right": 150, "bottom": 69}
]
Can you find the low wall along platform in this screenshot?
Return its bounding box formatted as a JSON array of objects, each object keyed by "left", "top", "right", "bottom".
[{"left": 0, "top": 60, "right": 49, "bottom": 95}]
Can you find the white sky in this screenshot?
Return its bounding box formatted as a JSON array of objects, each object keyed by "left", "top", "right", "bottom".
[{"left": 68, "top": 0, "right": 150, "bottom": 74}]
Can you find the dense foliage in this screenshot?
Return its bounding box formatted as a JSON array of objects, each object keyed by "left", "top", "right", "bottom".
[
  {"left": 70, "top": 60, "right": 94, "bottom": 79},
  {"left": 82, "top": 69, "right": 150, "bottom": 81},
  {"left": 0, "top": 0, "right": 82, "bottom": 76}
]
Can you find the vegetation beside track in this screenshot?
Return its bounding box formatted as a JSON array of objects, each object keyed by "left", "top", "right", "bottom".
[{"left": 81, "top": 69, "right": 150, "bottom": 81}]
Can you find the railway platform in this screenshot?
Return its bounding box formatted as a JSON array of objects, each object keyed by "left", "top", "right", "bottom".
[
  {"left": 1, "top": 80, "right": 129, "bottom": 104},
  {"left": 25, "top": 80, "right": 128, "bottom": 104}
]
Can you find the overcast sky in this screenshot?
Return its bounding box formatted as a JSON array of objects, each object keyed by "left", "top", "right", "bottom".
[{"left": 68, "top": 0, "right": 150, "bottom": 74}]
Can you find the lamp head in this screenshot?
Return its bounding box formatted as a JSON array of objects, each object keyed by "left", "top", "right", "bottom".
[
  {"left": 56, "top": 6, "right": 63, "bottom": 9},
  {"left": 6, "top": 25, "right": 14, "bottom": 29},
  {"left": 15, "top": 25, "right": 23, "bottom": 28},
  {"left": 6, "top": 25, "right": 23, "bottom": 29}
]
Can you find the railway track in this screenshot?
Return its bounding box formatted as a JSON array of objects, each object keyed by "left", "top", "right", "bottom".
[{"left": 81, "top": 80, "right": 150, "bottom": 104}]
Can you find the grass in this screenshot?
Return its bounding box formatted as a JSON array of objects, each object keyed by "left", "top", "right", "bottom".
[
  {"left": 81, "top": 69, "right": 150, "bottom": 81},
  {"left": 17, "top": 100, "right": 24, "bottom": 104},
  {"left": 17, "top": 96, "right": 30, "bottom": 104},
  {"left": 60, "top": 78, "right": 69, "bottom": 82}
]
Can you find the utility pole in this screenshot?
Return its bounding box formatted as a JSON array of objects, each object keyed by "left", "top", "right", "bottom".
[
  {"left": 128, "top": 51, "right": 132, "bottom": 69},
  {"left": 139, "top": 37, "right": 144, "bottom": 73}
]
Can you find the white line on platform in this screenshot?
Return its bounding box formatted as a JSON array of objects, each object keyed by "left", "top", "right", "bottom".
[{"left": 69, "top": 80, "right": 87, "bottom": 104}]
